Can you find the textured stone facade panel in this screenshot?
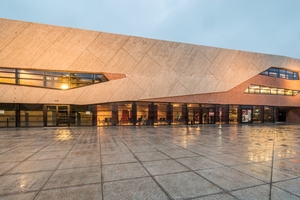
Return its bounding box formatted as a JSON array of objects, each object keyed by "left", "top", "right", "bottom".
[
  {"left": 147, "top": 40, "right": 180, "bottom": 69},
  {"left": 87, "top": 32, "right": 129, "bottom": 64},
  {"left": 103, "top": 49, "right": 138, "bottom": 74},
  {"left": 0, "top": 19, "right": 29, "bottom": 51},
  {"left": 167, "top": 43, "right": 199, "bottom": 75},
  {"left": 0, "top": 23, "right": 66, "bottom": 68},
  {"left": 140, "top": 69, "right": 180, "bottom": 99},
  {"left": 122, "top": 37, "right": 156, "bottom": 62},
  {"left": 32, "top": 28, "right": 99, "bottom": 70},
  {"left": 69, "top": 50, "right": 106, "bottom": 72}
]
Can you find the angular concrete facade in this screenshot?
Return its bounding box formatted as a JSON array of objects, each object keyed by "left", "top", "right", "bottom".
[{"left": 1, "top": 18, "right": 300, "bottom": 126}]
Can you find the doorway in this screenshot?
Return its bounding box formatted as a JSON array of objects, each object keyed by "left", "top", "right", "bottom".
[
  {"left": 45, "top": 105, "right": 70, "bottom": 126},
  {"left": 278, "top": 112, "right": 286, "bottom": 122},
  {"left": 202, "top": 108, "right": 215, "bottom": 124}
]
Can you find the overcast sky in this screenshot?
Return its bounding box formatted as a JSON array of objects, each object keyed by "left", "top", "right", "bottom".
[{"left": 1, "top": 0, "right": 300, "bottom": 59}]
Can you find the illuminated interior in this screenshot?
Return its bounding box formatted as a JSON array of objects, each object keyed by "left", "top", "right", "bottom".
[
  {"left": 0, "top": 68, "right": 108, "bottom": 90},
  {"left": 260, "top": 67, "right": 299, "bottom": 80},
  {"left": 245, "top": 85, "right": 299, "bottom": 96}
]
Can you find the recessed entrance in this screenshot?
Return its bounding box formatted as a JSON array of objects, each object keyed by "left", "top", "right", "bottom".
[{"left": 45, "top": 105, "right": 70, "bottom": 126}]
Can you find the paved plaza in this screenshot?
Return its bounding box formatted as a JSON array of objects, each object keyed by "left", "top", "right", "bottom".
[{"left": 0, "top": 124, "right": 299, "bottom": 200}]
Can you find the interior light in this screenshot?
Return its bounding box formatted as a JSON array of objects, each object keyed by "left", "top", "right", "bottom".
[{"left": 61, "top": 84, "right": 69, "bottom": 90}]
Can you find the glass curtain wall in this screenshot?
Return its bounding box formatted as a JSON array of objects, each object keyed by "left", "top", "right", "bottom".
[
  {"left": 0, "top": 104, "right": 15, "bottom": 127},
  {"left": 155, "top": 103, "right": 168, "bottom": 125},
  {"left": 97, "top": 104, "right": 112, "bottom": 125},
  {"left": 201, "top": 104, "right": 215, "bottom": 124},
  {"left": 215, "top": 105, "right": 229, "bottom": 124},
  {"left": 240, "top": 106, "right": 253, "bottom": 123},
  {"left": 46, "top": 106, "right": 57, "bottom": 126},
  {"left": 253, "top": 106, "right": 264, "bottom": 123},
  {"left": 229, "top": 105, "right": 238, "bottom": 124},
  {"left": 20, "top": 104, "right": 43, "bottom": 127},
  {"left": 0, "top": 68, "right": 108, "bottom": 90},
  {"left": 264, "top": 106, "right": 274, "bottom": 123},
  {"left": 187, "top": 104, "right": 200, "bottom": 124},
  {"left": 172, "top": 103, "right": 186, "bottom": 124},
  {"left": 136, "top": 102, "right": 148, "bottom": 125},
  {"left": 70, "top": 105, "right": 93, "bottom": 126},
  {"left": 118, "top": 103, "right": 133, "bottom": 125}
]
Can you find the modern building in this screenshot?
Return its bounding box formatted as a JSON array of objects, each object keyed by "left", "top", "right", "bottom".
[{"left": 1, "top": 18, "right": 300, "bottom": 127}]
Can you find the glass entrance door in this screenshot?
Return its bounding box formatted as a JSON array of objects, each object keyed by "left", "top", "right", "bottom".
[
  {"left": 46, "top": 105, "right": 70, "bottom": 126},
  {"left": 202, "top": 108, "right": 215, "bottom": 124},
  {"left": 57, "top": 106, "right": 69, "bottom": 126}
]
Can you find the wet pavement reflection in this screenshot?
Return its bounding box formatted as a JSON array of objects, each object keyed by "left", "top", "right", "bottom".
[{"left": 0, "top": 124, "right": 299, "bottom": 199}]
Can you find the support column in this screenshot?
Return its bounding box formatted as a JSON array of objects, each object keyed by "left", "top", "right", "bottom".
[
  {"left": 182, "top": 103, "right": 188, "bottom": 125},
  {"left": 91, "top": 105, "right": 97, "bottom": 126},
  {"left": 112, "top": 103, "right": 118, "bottom": 126},
  {"left": 15, "top": 104, "right": 20, "bottom": 127},
  {"left": 132, "top": 102, "right": 137, "bottom": 125},
  {"left": 166, "top": 103, "right": 173, "bottom": 125},
  {"left": 148, "top": 102, "right": 155, "bottom": 125}
]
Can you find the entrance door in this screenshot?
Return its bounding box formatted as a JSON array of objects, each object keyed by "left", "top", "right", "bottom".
[
  {"left": 45, "top": 105, "right": 70, "bottom": 126},
  {"left": 278, "top": 112, "right": 286, "bottom": 122},
  {"left": 202, "top": 108, "right": 215, "bottom": 124}
]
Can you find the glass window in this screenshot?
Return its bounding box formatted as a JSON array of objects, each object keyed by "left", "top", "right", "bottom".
[
  {"left": 20, "top": 104, "right": 43, "bottom": 127},
  {"left": 19, "top": 70, "right": 43, "bottom": 75},
  {"left": 0, "top": 72, "right": 15, "bottom": 78},
  {"left": 215, "top": 105, "right": 228, "bottom": 124},
  {"left": 201, "top": 104, "right": 215, "bottom": 124},
  {"left": 241, "top": 109, "right": 252, "bottom": 123},
  {"left": 19, "top": 79, "right": 44, "bottom": 87},
  {"left": 260, "top": 87, "right": 270, "bottom": 94},
  {"left": 260, "top": 67, "right": 299, "bottom": 80},
  {"left": 97, "top": 104, "right": 112, "bottom": 126},
  {"left": 264, "top": 106, "right": 274, "bottom": 123},
  {"left": 245, "top": 85, "right": 299, "bottom": 96},
  {"left": 0, "top": 77, "right": 15, "bottom": 84},
  {"left": 286, "top": 71, "right": 294, "bottom": 79},
  {"left": 136, "top": 103, "right": 148, "bottom": 125},
  {"left": 119, "top": 103, "right": 133, "bottom": 125},
  {"left": 279, "top": 69, "right": 286, "bottom": 79},
  {"left": 172, "top": 103, "right": 185, "bottom": 124},
  {"left": 19, "top": 73, "right": 43, "bottom": 80},
  {"left": 249, "top": 85, "right": 260, "bottom": 94},
  {"left": 229, "top": 105, "right": 238, "bottom": 124},
  {"left": 0, "top": 103, "right": 16, "bottom": 127},
  {"left": 268, "top": 68, "right": 278, "bottom": 77},
  {"left": 155, "top": 103, "right": 168, "bottom": 125},
  {"left": 0, "top": 68, "right": 110, "bottom": 89},
  {"left": 187, "top": 104, "right": 200, "bottom": 125},
  {"left": 70, "top": 105, "right": 93, "bottom": 126},
  {"left": 270, "top": 88, "right": 277, "bottom": 95},
  {"left": 284, "top": 90, "right": 293, "bottom": 96},
  {"left": 277, "top": 89, "right": 284, "bottom": 95},
  {"left": 0, "top": 69, "right": 15, "bottom": 73},
  {"left": 253, "top": 106, "right": 263, "bottom": 123}
]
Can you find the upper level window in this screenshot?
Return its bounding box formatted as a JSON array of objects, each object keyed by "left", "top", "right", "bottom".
[
  {"left": 245, "top": 85, "right": 299, "bottom": 96},
  {"left": 260, "top": 67, "right": 299, "bottom": 80},
  {"left": 0, "top": 68, "right": 108, "bottom": 90}
]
